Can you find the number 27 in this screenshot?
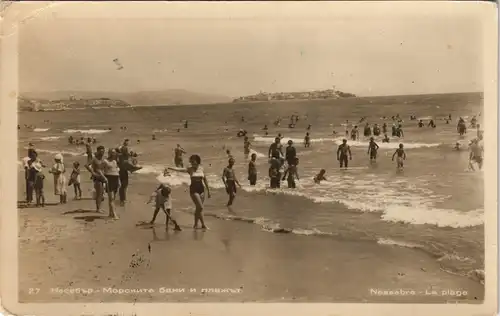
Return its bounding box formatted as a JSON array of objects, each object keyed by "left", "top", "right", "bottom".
[{"left": 28, "top": 288, "right": 40, "bottom": 294}]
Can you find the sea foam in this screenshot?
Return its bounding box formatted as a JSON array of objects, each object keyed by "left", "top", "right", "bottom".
[{"left": 63, "top": 129, "right": 111, "bottom": 134}]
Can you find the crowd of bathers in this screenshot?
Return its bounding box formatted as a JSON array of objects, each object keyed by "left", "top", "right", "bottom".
[{"left": 20, "top": 111, "right": 484, "bottom": 231}]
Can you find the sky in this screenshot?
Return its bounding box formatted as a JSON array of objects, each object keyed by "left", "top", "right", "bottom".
[{"left": 18, "top": 3, "right": 484, "bottom": 98}]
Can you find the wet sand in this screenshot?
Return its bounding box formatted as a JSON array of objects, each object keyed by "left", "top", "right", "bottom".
[{"left": 18, "top": 171, "right": 484, "bottom": 303}]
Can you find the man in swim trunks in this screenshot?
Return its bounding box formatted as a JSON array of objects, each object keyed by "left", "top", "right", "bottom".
[
  {"left": 27, "top": 143, "right": 37, "bottom": 160},
  {"left": 367, "top": 137, "right": 380, "bottom": 162},
  {"left": 304, "top": 132, "right": 311, "bottom": 148},
  {"left": 396, "top": 124, "right": 404, "bottom": 138},
  {"left": 268, "top": 137, "right": 283, "bottom": 161},
  {"left": 85, "top": 141, "right": 93, "bottom": 165},
  {"left": 469, "top": 139, "right": 483, "bottom": 170},
  {"left": 248, "top": 153, "right": 258, "bottom": 186},
  {"left": 174, "top": 144, "right": 186, "bottom": 167},
  {"left": 350, "top": 126, "right": 359, "bottom": 141},
  {"left": 282, "top": 157, "right": 300, "bottom": 189},
  {"left": 85, "top": 145, "right": 116, "bottom": 218},
  {"left": 382, "top": 123, "right": 388, "bottom": 134},
  {"left": 363, "top": 123, "right": 371, "bottom": 137},
  {"left": 269, "top": 157, "right": 281, "bottom": 188},
  {"left": 336, "top": 139, "right": 352, "bottom": 168},
  {"left": 222, "top": 158, "right": 242, "bottom": 206},
  {"left": 391, "top": 144, "right": 406, "bottom": 171},
  {"left": 285, "top": 140, "right": 297, "bottom": 166}
]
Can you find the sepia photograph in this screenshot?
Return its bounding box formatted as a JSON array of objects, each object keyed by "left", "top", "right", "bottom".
[{"left": 0, "top": 1, "right": 497, "bottom": 316}]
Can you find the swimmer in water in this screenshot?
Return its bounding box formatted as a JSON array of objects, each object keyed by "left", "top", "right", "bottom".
[
  {"left": 174, "top": 144, "right": 186, "bottom": 168},
  {"left": 184, "top": 120, "right": 188, "bottom": 129},
  {"left": 243, "top": 136, "right": 251, "bottom": 159},
  {"left": 476, "top": 124, "right": 483, "bottom": 140},
  {"left": 152, "top": 134, "right": 156, "bottom": 140},
  {"left": 313, "top": 169, "right": 327, "bottom": 184},
  {"left": 428, "top": 119, "right": 436, "bottom": 128},
  {"left": 382, "top": 123, "right": 388, "bottom": 134},
  {"left": 337, "top": 139, "right": 352, "bottom": 169},
  {"left": 391, "top": 144, "right": 406, "bottom": 171},
  {"left": 457, "top": 117, "right": 467, "bottom": 136},
  {"left": 85, "top": 141, "right": 94, "bottom": 165},
  {"left": 363, "top": 123, "right": 371, "bottom": 137},
  {"left": 391, "top": 123, "right": 397, "bottom": 137},
  {"left": 226, "top": 149, "right": 234, "bottom": 160},
  {"left": 367, "top": 137, "right": 380, "bottom": 162},
  {"left": 418, "top": 120, "right": 424, "bottom": 128},
  {"left": 146, "top": 184, "right": 181, "bottom": 231},
  {"left": 248, "top": 153, "right": 257, "bottom": 186},
  {"left": 454, "top": 142, "right": 461, "bottom": 151},
  {"left": 468, "top": 138, "right": 483, "bottom": 171},
  {"left": 222, "top": 158, "right": 242, "bottom": 206},
  {"left": 304, "top": 132, "right": 311, "bottom": 148},
  {"left": 268, "top": 137, "right": 284, "bottom": 161},
  {"left": 396, "top": 124, "right": 404, "bottom": 138},
  {"left": 307, "top": 124, "right": 312, "bottom": 131},
  {"left": 269, "top": 157, "right": 281, "bottom": 189},
  {"left": 285, "top": 140, "right": 297, "bottom": 166},
  {"left": 382, "top": 133, "right": 390, "bottom": 143},
  {"left": 282, "top": 157, "right": 300, "bottom": 189},
  {"left": 350, "top": 126, "right": 359, "bottom": 141}
]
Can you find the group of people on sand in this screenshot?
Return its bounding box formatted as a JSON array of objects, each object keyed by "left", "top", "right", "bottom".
[{"left": 23, "top": 139, "right": 142, "bottom": 217}]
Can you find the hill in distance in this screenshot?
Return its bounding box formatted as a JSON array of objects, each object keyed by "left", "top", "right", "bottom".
[{"left": 20, "top": 89, "right": 232, "bottom": 106}]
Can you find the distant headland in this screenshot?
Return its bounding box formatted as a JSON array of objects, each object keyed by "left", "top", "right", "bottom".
[
  {"left": 232, "top": 88, "right": 356, "bottom": 103},
  {"left": 18, "top": 97, "right": 131, "bottom": 112},
  {"left": 19, "top": 89, "right": 232, "bottom": 110}
]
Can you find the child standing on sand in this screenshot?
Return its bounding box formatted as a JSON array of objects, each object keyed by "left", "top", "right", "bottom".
[
  {"left": 49, "top": 153, "right": 67, "bottom": 204},
  {"left": 68, "top": 161, "right": 82, "bottom": 200},
  {"left": 147, "top": 184, "right": 181, "bottom": 231}
]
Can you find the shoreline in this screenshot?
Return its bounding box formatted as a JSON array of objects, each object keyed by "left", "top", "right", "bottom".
[{"left": 18, "top": 169, "right": 484, "bottom": 303}]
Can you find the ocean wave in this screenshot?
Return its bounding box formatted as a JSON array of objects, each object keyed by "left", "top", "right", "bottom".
[
  {"left": 39, "top": 136, "right": 62, "bottom": 141},
  {"left": 332, "top": 138, "right": 441, "bottom": 149},
  {"left": 33, "top": 128, "right": 50, "bottom": 132},
  {"left": 253, "top": 135, "right": 335, "bottom": 145},
  {"left": 136, "top": 165, "right": 482, "bottom": 229},
  {"left": 24, "top": 147, "right": 84, "bottom": 157},
  {"left": 377, "top": 238, "right": 423, "bottom": 249},
  {"left": 63, "top": 129, "right": 111, "bottom": 134},
  {"left": 381, "top": 206, "right": 484, "bottom": 228},
  {"left": 152, "top": 128, "right": 169, "bottom": 133},
  {"left": 153, "top": 168, "right": 226, "bottom": 189}
]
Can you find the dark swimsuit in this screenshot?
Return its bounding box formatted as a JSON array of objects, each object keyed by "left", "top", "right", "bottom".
[{"left": 189, "top": 167, "right": 205, "bottom": 195}]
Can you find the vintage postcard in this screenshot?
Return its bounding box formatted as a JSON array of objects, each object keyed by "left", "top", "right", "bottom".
[{"left": 0, "top": 1, "right": 497, "bottom": 316}]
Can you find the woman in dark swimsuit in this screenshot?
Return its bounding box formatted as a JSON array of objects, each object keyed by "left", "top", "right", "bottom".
[{"left": 168, "top": 154, "right": 211, "bottom": 229}]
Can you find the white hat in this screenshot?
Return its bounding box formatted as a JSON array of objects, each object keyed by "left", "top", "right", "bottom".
[{"left": 54, "top": 153, "right": 63, "bottom": 161}]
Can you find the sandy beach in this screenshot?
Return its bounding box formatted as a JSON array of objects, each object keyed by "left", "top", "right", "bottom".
[{"left": 18, "top": 169, "right": 484, "bottom": 303}]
